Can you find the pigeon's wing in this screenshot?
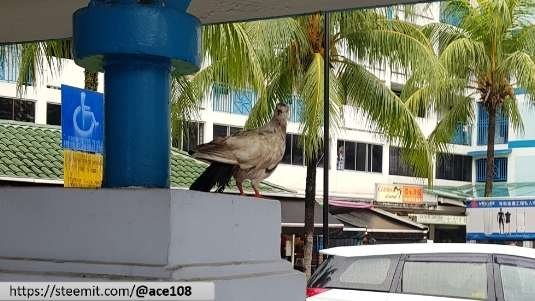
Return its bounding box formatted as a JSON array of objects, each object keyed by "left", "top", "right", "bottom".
[
  {"left": 192, "top": 136, "right": 240, "bottom": 165},
  {"left": 231, "top": 128, "right": 286, "bottom": 170},
  {"left": 193, "top": 128, "right": 284, "bottom": 170}
]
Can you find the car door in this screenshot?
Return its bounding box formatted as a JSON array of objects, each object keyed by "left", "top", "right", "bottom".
[
  {"left": 494, "top": 255, "right": 535, "bottom": 301},
  {"left": 389, "top": 254, "right": 495, "bottom": 301}
]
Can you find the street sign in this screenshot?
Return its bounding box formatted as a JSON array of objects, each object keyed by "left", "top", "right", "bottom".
[
  {"left": 63, "top": 150, "right": 103, "bottom": 188},
  {"left": 61, "top": 85, "right": 104, "bottom": 154},
  {"left": 410, "top": 214, "right": 466, "bottom": 226}
]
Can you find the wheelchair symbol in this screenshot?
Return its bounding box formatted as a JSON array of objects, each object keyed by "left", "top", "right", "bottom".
[{"left": 73, "top": 91, "right": 99, "bottom": 138}]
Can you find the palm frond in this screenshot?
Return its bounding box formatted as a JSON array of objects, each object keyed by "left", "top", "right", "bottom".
[
  {"left": 500, "top": 51, "right": 535, "bottom": 104},
  {"left": 299, "top": 53, "right": 343, "bottom": 159},
  {"left": 502, "top": 95, "right": 525, "bottom": 134},
  {"left": 338, "top": 58, "right": 433, "bottom": 181},
  {"left": 170, "top": 76, "right": 202, "bottom": 146},
  {"left": 342, "top": 21, "right": 440, "bottom": 81},
  {"left": 439, "top": 37, "right": 489, "bottom": 78}
]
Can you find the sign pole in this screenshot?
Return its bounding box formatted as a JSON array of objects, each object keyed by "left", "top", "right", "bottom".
[{"left": 323, "top": 11, "right": 330, "bottom": 250}]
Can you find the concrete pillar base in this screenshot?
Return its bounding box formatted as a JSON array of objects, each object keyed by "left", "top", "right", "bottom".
[{"left": 0, "top": 188, "right": 304, "bottom": 300}]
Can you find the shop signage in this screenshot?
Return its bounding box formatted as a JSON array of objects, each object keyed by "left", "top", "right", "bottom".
[
  {"left": 467, "top": 198, "right": 535, "bottom": 241},
  {"left": 410, "top": 214, "right": 466, "bottom": 225},
  {"left": 375, "top": 184, "right": 424, "bottom": 204}
]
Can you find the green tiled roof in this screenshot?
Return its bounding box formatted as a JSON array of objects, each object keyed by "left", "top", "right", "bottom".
[
  {"left": 0, "top": 121, "right": 296, "bottom": 195},
  {"left": 0, "top": 121, "right": 62, "bottom": 180}
]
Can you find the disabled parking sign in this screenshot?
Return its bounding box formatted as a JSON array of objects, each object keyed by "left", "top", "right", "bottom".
[
  {"left": 61, "top": 85, "right": 104, "bottom": 188},
  {"left": 61, "top": 85, "right": 104, "bottom": 153}
]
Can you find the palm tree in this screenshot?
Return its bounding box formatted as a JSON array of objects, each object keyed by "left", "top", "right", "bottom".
[
  {"left": 251, "top": 11, "right": 449, "bottom": 278},
  {"left": 395, "top": 0, "right": 535, "bottom": 196},
  {"left": 177, "top": 8, "right": 436, "bottom": 278}
]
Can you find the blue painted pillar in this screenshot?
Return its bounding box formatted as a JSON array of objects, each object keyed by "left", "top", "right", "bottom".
[{"left": 72, "top": 0, "right": 200, "bottom": 187}]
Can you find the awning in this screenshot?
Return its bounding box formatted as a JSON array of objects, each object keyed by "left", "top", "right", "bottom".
[
  {"left": 467, "top": 149, "right": 511, "bottom": 158},
  {"left": 280, "top": 199, "right": 344, "bottom": 229},
  {"left": 332, "top": 207, "right": 428, "bottom": 234},
  {"left": 427, "top": 182, "right": 535, "bottom": 199}
]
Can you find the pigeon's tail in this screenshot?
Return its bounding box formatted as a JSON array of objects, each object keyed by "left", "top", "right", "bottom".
[{"left": 190, "top": 162, "right": 234, "bottom": 193}]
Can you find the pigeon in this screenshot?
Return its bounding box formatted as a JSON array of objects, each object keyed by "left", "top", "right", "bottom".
[{"left": 190, "top": 103, "right": 289, "bottom": 197}]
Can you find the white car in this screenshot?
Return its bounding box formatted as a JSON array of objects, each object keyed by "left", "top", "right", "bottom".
[{"left": 307, "top": 243, "right": 535, "bottom": 301}]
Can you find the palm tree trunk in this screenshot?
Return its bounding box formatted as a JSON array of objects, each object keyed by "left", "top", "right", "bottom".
[
  {"left": 84, "top": 69, "right": 99, "bottom": 91},
  {"left": 484, "top": 105, "right": 497, "bottom": 197},
  {"left": 303, "top": 156, "right": 317, "bottom": 279}
]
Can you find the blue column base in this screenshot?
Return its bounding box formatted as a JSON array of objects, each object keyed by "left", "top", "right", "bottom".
[
  {"left": 103, "top": 56, "right": 171, "bottom": 188},
  {"left": 72, "top": 1, "right": 200, "bottom": 188}
]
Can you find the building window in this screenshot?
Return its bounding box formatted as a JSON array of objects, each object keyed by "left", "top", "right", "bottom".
[
  {"left": 440, "top": 2, "right": 462, "bottom": 26},
  {"left": 212, "top": 84, "right": 254, "bottom": 115},
  {"left": 436, "top": 153, "right": 472, "bottom": 181},
  {"left": 391, "top": 82, "right": 403, "bottom": 98},
  {"left": 389, "top": 146, "right": 416, "bottom": 177},
  {"left": 46, "top": 103, "right": 61, "bottom": 126},
  {"left": 288, "top": 96, "right": 303, "bottom": 123},
  {"left": 477, "top": 103, "right": 508, "bottom": 145},
  {"left": 337, "top": 140, "right": 382, "bottom": 173},
  {"left": 0, "top": 97, "right": 35, "bottom": 122},
  {"left": 213, "top": 124, "right": 243, "bottom": 138},
  {"left": 282, "top": 134, "right": 304, "bottom": 166},
  {"left": 175, "top": 121, "right": 204, "bottom": 152},
  {"left": 476, "top": 157, "right": 508, "bottom": 182}
]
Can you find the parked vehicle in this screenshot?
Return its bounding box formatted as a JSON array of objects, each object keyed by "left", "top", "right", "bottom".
[{"left": 307, "top": 243, "right": 535, "bottom": 301}]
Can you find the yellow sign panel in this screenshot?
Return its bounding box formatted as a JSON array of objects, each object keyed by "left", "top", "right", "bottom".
[
  {"left": 402, "top": 185, "right": 424, "bottom": 204},
  {"left": 63, "top": 150, "right": 103, "bottom": 188}
]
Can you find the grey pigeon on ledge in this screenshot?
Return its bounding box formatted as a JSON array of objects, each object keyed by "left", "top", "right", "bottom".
[{"left": 190, "top": 103, "right": 289, "bottom": 197}]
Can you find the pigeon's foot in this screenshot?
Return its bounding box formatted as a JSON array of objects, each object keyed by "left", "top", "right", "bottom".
[
  {"left": 237, "top": 183, "right": 244, "bottom": 196},
  {"left": 254, "top": 190, "right": 261, "bottom": 198}
]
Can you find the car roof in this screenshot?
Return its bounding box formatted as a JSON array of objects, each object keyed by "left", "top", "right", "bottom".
[{"left": 321, "top": 243, "right": 535, "bottom": 259}]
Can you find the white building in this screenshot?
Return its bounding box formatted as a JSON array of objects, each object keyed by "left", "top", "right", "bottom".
[{"left": 1, "top": 2, "right": 534, "bottom": 202}]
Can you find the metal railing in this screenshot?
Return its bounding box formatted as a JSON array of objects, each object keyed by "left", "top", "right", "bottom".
[
  {"left": 0, "top": 49, "right": 20, "bottom": 82},
  {"left": 211, "top": 84, "right": 255, "bottom": 115},
  {"left": 451, "top": 124, "right": 472, "bottom": 145},
  {"left": 477, "top": 104, "right": 508, "bottom": 145},
  {"left": 211, "top": 84, "right": 305, "bottom": 123},
  {"left": 476, "top": 157, "right": 508, "bottom": 182},
  {"left": 288, "top": 95, "right": 303, "bottom": 123}
]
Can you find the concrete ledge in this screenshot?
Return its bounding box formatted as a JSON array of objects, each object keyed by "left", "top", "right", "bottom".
[
  {"left": 0, "top": 188, "right": 282, "bottom": 265},
  {"left": 169, "top": 190, "right": 281, "bottom": 265},
  {"left": 0, "top": 188, "right": 304, "bottom": 300},
  {"left": 0, "top": 188, "right": 171, "bottom": 265}
]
